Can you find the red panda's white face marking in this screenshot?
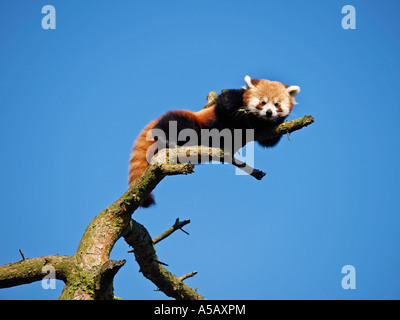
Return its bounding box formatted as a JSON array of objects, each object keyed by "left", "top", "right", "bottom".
[{"left": 243, "top": 76, "right": 300, "bottom": 122}]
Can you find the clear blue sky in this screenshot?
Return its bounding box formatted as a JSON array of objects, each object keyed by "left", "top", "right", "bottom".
[{"left": 1, "top": 0, "right": 399, "bottom": 300}]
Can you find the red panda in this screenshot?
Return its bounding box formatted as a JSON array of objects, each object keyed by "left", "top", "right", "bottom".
[{"left": 129, "top": 76, "right": 300, "bottom": 208}]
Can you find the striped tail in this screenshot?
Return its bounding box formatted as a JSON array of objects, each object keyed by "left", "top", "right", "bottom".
[{"left": 129, "top": 120, "right": 158, "bottom": 207}]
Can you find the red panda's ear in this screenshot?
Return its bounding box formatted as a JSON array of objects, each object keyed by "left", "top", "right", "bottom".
[
  {"left": 244, "top": 75, "right": 255, "bottom": 89},
  {"left": 287, "top": 85, "right": 301, "bottom": 98}
]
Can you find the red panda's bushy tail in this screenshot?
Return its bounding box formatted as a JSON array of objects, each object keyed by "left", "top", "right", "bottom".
[{"left": 129, "top": 120, "right": 158, "bottom": 207}]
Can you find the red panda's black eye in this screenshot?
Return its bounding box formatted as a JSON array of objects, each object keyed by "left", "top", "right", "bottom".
[
  {"left": 261, "top": 101, "right": 266, "bottom": 105},
  {"left": 274, "top": 102, "right": 280, "bottom": 107}
]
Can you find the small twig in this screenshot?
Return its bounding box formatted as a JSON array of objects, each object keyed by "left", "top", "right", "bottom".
[
  {"left": 179, "top": 271, "right": 198, "bottom": 281},
  {"left": 229, "top": 156, "right": 266, "bottom": 180},
  {"left": 155, "top": 260, "right": 169, "bottom": 267},
  {"left": 153, "top": 218, "right": 191, "bottom": 244},
  {"left": 18, "top": 249, "right": 25, "bottom": 261}
]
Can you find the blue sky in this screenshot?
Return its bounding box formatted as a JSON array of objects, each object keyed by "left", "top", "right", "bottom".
[{"left": 0, "top": 0, "right": 399, "bottom": 300}]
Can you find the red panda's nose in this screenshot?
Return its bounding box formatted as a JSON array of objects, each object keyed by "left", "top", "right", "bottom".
[{"left": 266, "top": 110, "right": 273, "bottom": 117}]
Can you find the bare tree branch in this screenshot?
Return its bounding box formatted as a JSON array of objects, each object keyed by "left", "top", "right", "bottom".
[
  {"left": 274, "top": 115, "right": 314, "bottom": 137},
  {"left": 123, "top": 219, "right": 205, "bottom": 300},
  {"left": 179, "top": 271, "right": 198, "bottom": 281},
  {"left": 153, "top": 218, "right": 191, "bottom": 244},
  {"left": 0, "top": 255, "right": 70, "bottom": 289},
  {"left": 59, "top": 162, "right": 195, "bottom": 300}
]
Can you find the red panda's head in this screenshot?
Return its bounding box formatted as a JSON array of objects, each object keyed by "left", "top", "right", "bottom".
[{"left": 242, "top": 76, "right": 300, "bottom": 122}]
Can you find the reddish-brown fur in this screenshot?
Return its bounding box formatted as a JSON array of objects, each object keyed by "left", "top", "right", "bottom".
[
  {"left": 128, "top": 119, "right": 158, "bottom": 206},
  {"left": 193, "top": 105, "right": 216, "bottom": 125},
  {"left": 173, "top": 110, "right": 204, "bottom": 128},
  {"left": 128, "top": 107, "right": 216, "bottom": 207}
]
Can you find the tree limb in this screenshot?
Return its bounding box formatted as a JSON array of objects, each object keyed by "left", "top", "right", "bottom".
[
  {"left": 123, "top": 219, "right": 205, "bottom": 300},
  {"left": 274, "top": 115, "right": 314, "bottom": 137},
  {"left": 96, "top": 260, "right": 126, "bottom": 300},
  {"left": 59, "top": 162, "right": 195, "bottom": 300},
  {"left": 179, "top": 271, "right": 198, "bottom": 281},
  {"left": 0, "top": 255, "right": 70, "bottom": 289},
  {"left": 153, "top": 218, "right": 191, "bottom": 244}
]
